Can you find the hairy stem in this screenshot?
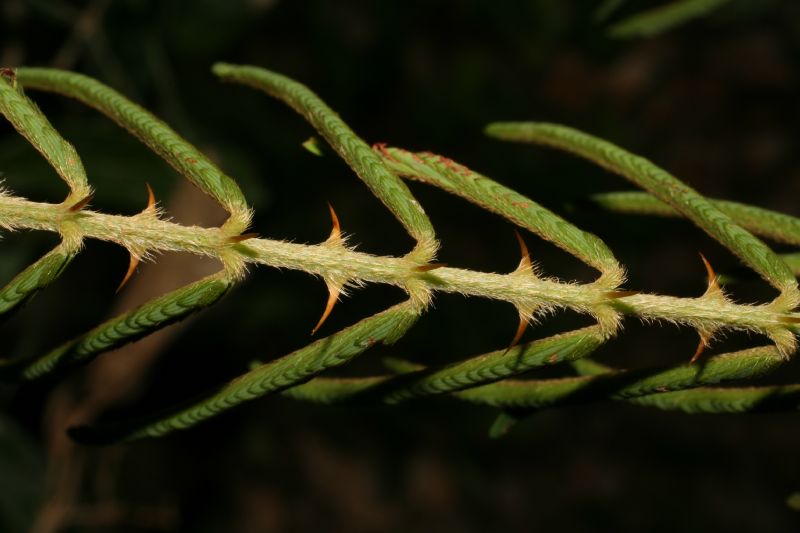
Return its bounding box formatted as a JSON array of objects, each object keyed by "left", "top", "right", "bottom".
[{"left": 1, "top": 193, "right": 797, "bottom": 351}]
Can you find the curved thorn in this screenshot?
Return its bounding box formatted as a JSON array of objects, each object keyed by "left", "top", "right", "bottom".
[
  {"left": 116, "top": 252, "right": 139, "bottom": 294},
  {"left": 690, "top": 331, "right": 711, "bottom": 364},
  {"left": 228, "top": 232, "right": 259, "bottom": 243},
  {"left": 68, "top": 192, "right": 94, "bottom": 212},
  {"left": 115, "top": 184, "right": 156, "bottom": 293},
  {"left": 144, "top": 182, "right": 156, "bottom": 212},
  {"left": 311, "top": 282, "right": 341, "bottom": 336},
  {"left": 514, "top": 229, "right": 531, "bottom": 271},
  {"left": 505, "top": 310, "right": 529, "bottom": 354},
  {"left": 699, "top": 252, "right": 720, "bottom": 294},
  {"left": 327, "top": 201, "right": 341, "bottom": 241},
  {"left": 699, "top": 252, "right": 714, "bottom": 279},
  {"left": 415, "top": 263, "right": 447, "bottom": 272},
  {"left": 606, "top": 290, "right": 639, "bottom": 299}
]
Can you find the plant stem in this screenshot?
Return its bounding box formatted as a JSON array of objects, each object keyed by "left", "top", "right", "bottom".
[{"left": 2, "top": 193, "right": 797, "bottom": 349}]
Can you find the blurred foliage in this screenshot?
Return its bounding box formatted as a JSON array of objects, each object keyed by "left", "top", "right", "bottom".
[
  {"left": 0, "top": 413, "right": 44, "bottom": 532},
  {"left": 2, "top": 0, "right": 800, "bottom": 531}
]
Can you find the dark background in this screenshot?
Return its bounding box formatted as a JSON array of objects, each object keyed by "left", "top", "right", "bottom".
[{"left": 2, "top": 0, "right": 800, "bottom": 531}]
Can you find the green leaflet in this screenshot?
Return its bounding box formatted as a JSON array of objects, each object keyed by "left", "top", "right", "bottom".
[
  {"left": 212, "top": 63, "right": 436, "bottom": 250},
  {"left": 69, "top": 300, "right": 420, "bottom": 443},
  {"left": 302, "top": 136, "right": 324, "bottom": 157},
  {"left": 377, "top": 147, "right": 623, "bottom": 285},
  {"left": 285, "top": 345, "right": 782, "bottom": 412},
  {"left": 591, "top": 191, "right": 800, "bottom": 247},
  {"left": 780, "top": 253, "right": 800, "bottom": 277},
  {"left": 569, "top": 357, "right": 613, "bottom": 376},
  {"left": 0, "top": 242, "right": 77, "bottom": 319},
  {"left": 282, "top": 377, "right": 385, "bottom": 405},
  {"left": 487, "top": 412, "right": 520, "bottom": 439},
  {"left": 630, "top": 384, "right": 800, "bottom": 413},
  {"left": 485, "top": 122, "right": 798, "bottom": 300},
  {"left": 15, "top": 68, "right": 251, "bottom": 233},
  {"left": 382, "top": 356, "right": 424, "bottom": 374},
  {"left": 608, "top": 0, "right": 734, "bottom": 39},
  {"left": 378, "top": 325, "right": 604, "bottom": 403},
  {"left": 286, "top": 325, "right": 605, "bottom": 404},
  {"left": 613, "top": 345, "right": 783, "bottom": 397},
  {"left": 3, "top": 62, "right": 800, "bottom": 445},
  {"left": 0, "top": 73, "right": 90, "bottom": 200},
  {"left": 461, "top": 345, "right": 783, "bottom": 409},
  {"left": 0, "top": 274, "right": 232, "bottom": 381},
  {"left": 459, "top": 376, "right": 591, "bottom": 409}
]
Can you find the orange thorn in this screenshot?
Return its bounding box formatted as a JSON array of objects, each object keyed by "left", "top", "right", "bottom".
[
  {"left": 415, "top": 263, "right": 447, "bottom": 272},
  {"left": 327, "top": 201, "right": 341, "bottom": 241},
  {"left": 505, "top": 311, "right": 529, "bottom": 353},
  {"left": 68, "top": 193, "right": 94, "bottom": 212},
  {"left": 311, "top": 282, "right": 340, "bottom": 335},
  {"left": 699, "top": 252, "right": 720, "bottom": 293},
  {"left": 689, "top": 332, "right": 711, "bottom": 364},
  {"left": 228, "top": 232, "right": 259, "bottom": 243},
  {"left": 116, "top": 253, "right": 139, "bottom": 293},
  {"left": 514, "top": 230, "right": 531, "bottom": 271},
  {"left": 145, "top": 182, "right": 156, "bottom": 211},
  {"left": 605, "top": 290, "right": 639, "bottom": 299},
  {"left": 699, "top": 252, "right": 714, "bottom": 280},
  {"left": 113, "top": 185, "right": 156, "bottom": 293}
]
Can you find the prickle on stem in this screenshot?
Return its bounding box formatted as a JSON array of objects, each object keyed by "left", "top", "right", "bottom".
[
  {"left": 311, "top": 202, "right": 345, "bottom": 335},
  {"left": 68, "top": 192, "right": 94, "bottom": 212},
  {"left": 506, "top": 230, "right": 535, "bottom": 352},
  {"left": 690, "top": 253, "right": 721, "bottom": 364},
  {"left": 116, "top": 183, "right": 157, "bottom": 293}
]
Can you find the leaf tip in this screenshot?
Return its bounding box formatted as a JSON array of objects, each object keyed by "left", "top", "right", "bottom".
[{"left": 302, "top": 136, "right": 323, "bottom": 156}]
